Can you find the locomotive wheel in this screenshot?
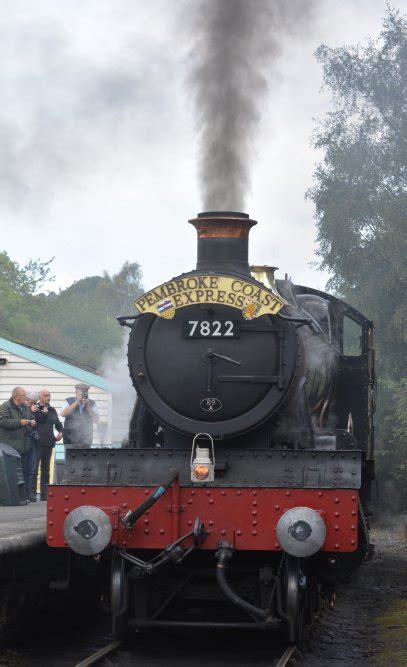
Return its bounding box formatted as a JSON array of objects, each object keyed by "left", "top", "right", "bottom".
[
  {"left": 304, "top": 576, "right": 320, "bottom": 625},
  {"left": 111, "top": 549, "right": 128, "bottom": 639},
  {"left": 284, "top": 556, "right": 305, "bottom": 643}
]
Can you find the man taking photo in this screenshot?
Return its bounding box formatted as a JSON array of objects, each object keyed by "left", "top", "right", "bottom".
[
  {"left": 31, "top": 388, "right": 63, "bottom": 501},
  {"left": 61, "top": 383, "right": 98, "bottom": 451}
]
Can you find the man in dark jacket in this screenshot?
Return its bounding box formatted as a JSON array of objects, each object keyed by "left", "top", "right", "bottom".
[
  {"left": 0, "top": 387, "right": 36, "bottom": 495},
  {"left": 61, "top": 383, "right": 98, "bottom": 449},
  {"left": 32, "top": 388, "right": 63, "bottom": 501},
  {"left": 25, "top": 391, "right": 47, "bottom": 502}
]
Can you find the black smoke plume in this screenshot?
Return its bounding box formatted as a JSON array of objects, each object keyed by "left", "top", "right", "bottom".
[{"left": 188, "top": 0, "right": 316, "bottom": 211}]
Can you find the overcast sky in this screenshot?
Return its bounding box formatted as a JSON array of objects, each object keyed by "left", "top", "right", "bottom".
[{"left": 0, "top": 0, "right": 391, "bottom": 294}]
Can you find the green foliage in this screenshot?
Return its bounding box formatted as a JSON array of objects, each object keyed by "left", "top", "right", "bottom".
[
  {"left": 376, "top": 378, "right": 407, "bottom": 509},
  {"left": 0, "top": 251, "right": 143, "bottom": 369},
  {"left": 103, "top": 262, "right": 144, "bottom": 314},
  {"left": 0, "top": 252, "right": 54, "bottom": 296},
  {"left": 0, "top": 252, "right": 54, "bottom": 342},
  {"left": 308, "top": 8, "right": 407, "bottom": 506}
]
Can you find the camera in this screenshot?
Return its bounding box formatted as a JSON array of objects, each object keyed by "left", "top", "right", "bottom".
[
  {"left": 82, "top": 389, "right": 89, "bottom": 400},
  {"left": 38, "top": 404, "right": 45, "bottom": 411}
]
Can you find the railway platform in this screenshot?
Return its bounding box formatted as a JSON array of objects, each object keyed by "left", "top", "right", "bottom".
[
  {"left": 0, "top": 502, "right": 46, "bottom": 554},
  {"left": 0, "top": 502, "right": 50, "bottom": 638}
]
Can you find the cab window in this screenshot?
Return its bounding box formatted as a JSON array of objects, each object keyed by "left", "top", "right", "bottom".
[{"left": 343, "top": 316, "right": 362, "bottom": 356}]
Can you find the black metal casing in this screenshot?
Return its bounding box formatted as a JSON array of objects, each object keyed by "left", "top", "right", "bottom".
[{"left": 125, "top": 211, "right": 374, "bottom": 494}]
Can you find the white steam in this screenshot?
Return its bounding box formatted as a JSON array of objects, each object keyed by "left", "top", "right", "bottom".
[{"left": 99, "top": 335, "right": 135, "bottom": 445}]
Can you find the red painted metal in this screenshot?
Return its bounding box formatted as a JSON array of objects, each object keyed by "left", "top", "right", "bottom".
[
  {"left": 171, "top": 476, "right": 181, "bottom": 541},
  {"left": 46, "top": 486, "right": 359, "bottom": 552}
]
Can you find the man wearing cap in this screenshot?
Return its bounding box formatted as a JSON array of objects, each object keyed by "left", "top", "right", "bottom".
[{"left": 61, "top": 384, "right": 98, "bottom": 449}]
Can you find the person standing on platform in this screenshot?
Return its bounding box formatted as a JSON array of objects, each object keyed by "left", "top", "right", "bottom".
[
  {"left": 25, "top": 391, "right": 47, "bottom": 502},
  {"left": 61, "top": 383, "right": 98, "bottom": 451},
  {"left": 0, "top": 387, "right": 36, "bottom": 498},
  {"left": 32, "top": 389, "right": 63, "bottom": 501}
]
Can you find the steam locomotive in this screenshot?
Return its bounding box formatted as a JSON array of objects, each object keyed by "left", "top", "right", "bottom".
[{"left": 47, "top": 212, "right": 375, "bottom": 642}]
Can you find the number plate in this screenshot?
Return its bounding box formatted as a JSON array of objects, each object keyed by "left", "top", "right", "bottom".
[{"left": 184, "top": 320, "right": 241, "bottom": 338}]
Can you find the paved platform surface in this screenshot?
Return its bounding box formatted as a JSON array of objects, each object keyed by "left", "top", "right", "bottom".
[{"left": 0, "top": 502, "right": 46, "bottom": 553}]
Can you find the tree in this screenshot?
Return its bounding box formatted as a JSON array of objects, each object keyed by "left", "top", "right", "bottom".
[
  {"left": 375, "top": 378, "right": 407, "bottom": 510},
  {"left": 0, "top": 252, "right": 54, "bottom": 342},
  {"left": 103, "top": 262, "right": 144, "bottom": 314},
  {"left": 0, "top": 252, "right": 54, "bottom": 296},
  {"left": 307, "top": 7, "right": 407, "bottom": 505},
  {"left": 46, "top": 262, "right": 144, "bottom": 368},
  {"left": 0, "top": 252, "right": 143, "bottom": 370}
]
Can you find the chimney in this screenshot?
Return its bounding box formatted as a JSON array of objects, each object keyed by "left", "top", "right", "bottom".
[{"left": 188, "top": 211, "right": 257, "bottom": 276}]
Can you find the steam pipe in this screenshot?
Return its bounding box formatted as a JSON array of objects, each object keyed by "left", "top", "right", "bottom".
[
  {"left": 215, "top": 544, "right": 268, "bottom": 621},
  {"left": 124, "top": 468, "right": 179, "bottom": 529}
]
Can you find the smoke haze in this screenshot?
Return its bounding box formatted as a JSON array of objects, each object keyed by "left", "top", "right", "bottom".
[
  {"left": 0, "top": 1, "right": 386, "bottom": 294},
  {"left": 188, "top": 0, "right": 317, "bottom": 211},
  {"left": 99, "top": 336, "right": 135, "bottom": 444},
  {"left": 0, "top": 3, "right": 176, "bottom": 214}
]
